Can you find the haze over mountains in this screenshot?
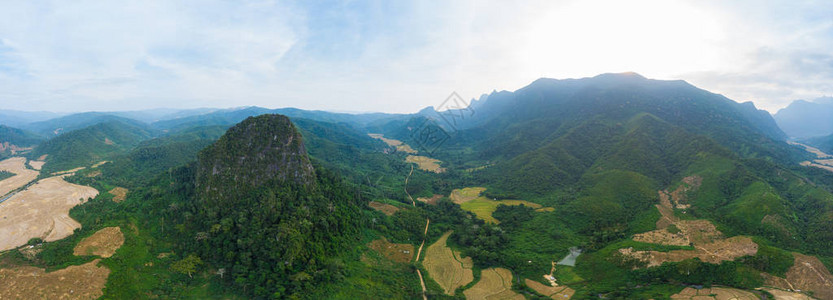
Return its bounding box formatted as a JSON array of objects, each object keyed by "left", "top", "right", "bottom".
[{"left": 2, "top": 73, "right": 833, "bottom": 299}]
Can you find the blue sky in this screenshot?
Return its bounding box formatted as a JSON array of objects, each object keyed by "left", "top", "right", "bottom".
[{"left": 0, "top": 0, "right": 831, "bottom": 113}]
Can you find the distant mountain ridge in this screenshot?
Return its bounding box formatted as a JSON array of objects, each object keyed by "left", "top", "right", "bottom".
[{"left": 774, "top": 97, "right": 833, "bottom": 139}]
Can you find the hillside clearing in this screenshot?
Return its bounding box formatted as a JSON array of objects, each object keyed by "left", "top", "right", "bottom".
[
  {"left": 406, "top": 155, "right": 445, "bottom": 173},
  {"left": 670, "top": 286, "right": 759, "bottom": 299},
  {"left": 0, "top": 259, "right": 110, "bottom": 299},
  {"left": 73, "top": 227, "right": 125, "bottom": 258},
  {"left": 764, "top": 253, "right": 833, "bottom": 300},
  {"left": 417, "top": 194, "right": 443, "bottom": 205},
  {"left": 0, "top": 157, "right": 39, "bottom": 197},
  {"left": 0, "top": 176, "right": 99, "bottom": 251},
  {"left": 619, "top": 236, "right": 758, "bottom": 267},
  {"left": 422, "top": 231, "right": 473, "bottom": 295},
  {"left": 108, "top": 187, "right": 128, "bottom": 203},
  {"left": 369, "top": 201, "right": 400, "bottom": 216},
  {"left": 450, "top": 187, "right": 553, "bottom": 224},
  {"left": 368, "top": 133, "right": 417, "bottom": 154},
  {"left": 525, "top": 279, "right": 575, "bottom": 299},
  {"left": 367, "top": 237, "right": 414, "bottom": 264},
  {"left": 758, "top": 288, "right": 813, "bottom": 300},
  {"left": 463, "top": 267, "right": 524, "bottom": 300}
]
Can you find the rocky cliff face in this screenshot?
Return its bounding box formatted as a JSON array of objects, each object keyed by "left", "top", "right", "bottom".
[{"left": 196, "top": 114, "right": 316, "bottom": 208}]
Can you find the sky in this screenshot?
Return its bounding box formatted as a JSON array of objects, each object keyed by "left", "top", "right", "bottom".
[{"left": 0, "top": 0, "right": 831, "bottom": 114}]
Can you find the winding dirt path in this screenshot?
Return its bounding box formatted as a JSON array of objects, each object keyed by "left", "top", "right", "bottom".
[{"left": 404, "top": 163, "right": 430, "bottom": 300}]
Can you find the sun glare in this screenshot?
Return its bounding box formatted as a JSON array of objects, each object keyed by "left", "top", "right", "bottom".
[{"left": 522, "top": 0, "right": 726, "bottom": 79}]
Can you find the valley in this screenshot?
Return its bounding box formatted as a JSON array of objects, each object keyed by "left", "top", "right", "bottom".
[{"left": 2, "top": 73, "right": 833, "bottom": 299}]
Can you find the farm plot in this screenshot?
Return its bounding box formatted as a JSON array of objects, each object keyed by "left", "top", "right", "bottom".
[
  {"left": 367, "top": 237, "right": 414, "bottom": 264},
  {"left": 450, "top": 187, "right": 554, "bottom": 224},
  {"left": 422, "top": 231, "right": 473, "bottom": 295},
  {"left": 0, "top": 176, "right": 99, "bottom": 251},
  {"left": 417, "top": 194, "right": 443, "bottom": 205},
  {"left": 758, "top": 288, "right": 813, "bottom": 300},
  {"left": 463, "top": 267, "right": 524, "bottom": 300},
  {"left": 670, "top": 287, "right": 759, "bottom": 299},
  {"left": 619, "top": 236, "right": 758, "bottom": 267},
  {"left": 108, "top": 187, "right": 128, "bottom": 203},
  {"left": 74, "top": 227, "right": 125, "bottom": 258},
  {"left": 0, "top": 157, "right": 39, "bottom": 196},
  {"left": 369, "top": 201, "right": 401, "bottom": 216},
  {"left": 406, "top": 155, "right": 445, "bottom": 173},
  {"left": 764, "top": 253, "right": 833, "bottom": 300},
  {"left": 0, "top": 259, "right": 110, "bottom": 299},
  {"left": 525, "top": 279, "right": 575, "bottom": 299},
  {"left": 368, "top": 133, "right": 417, "bottom": 154}
]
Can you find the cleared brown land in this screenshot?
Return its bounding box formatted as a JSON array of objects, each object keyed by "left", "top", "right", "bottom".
[
  {"left": 109, "top": 187, "right": 128, "bottom": 203},
  {"left": 51, "top": 167, "right": 86, "bottom": 176},
  {"left": 463, "top": 267, "right": 524, "bottom": 300},
  {"left": 758, "top": 288, "right": 813, "bottom": 300},
  {"left": 0, "top": 176, "right": 99, "bottom": 251},
  {"left": 367, "top": 237, "right": 414, "bottom": 263},
  {"left": 27, "top": 160, "right": 45, "bottom": 171},
  {"left": 0, "top": 142, "right": 31, "bottom": 156},
  {"left": 789, "top": 142, "right": 833, "bottom": 159},
  {"left": 369, "top": 201, "right": 400, "bottom": 216},
  {"left": 620, "top": 236, "right": 758, "bottom": 267},
  {"left": 91, "top": 161, "right": 109, "bottom": 168},
  {"left": 670, "top": 287, "right": 759, "bottom": 299},
  {"left": 0, "top": 259, "right": 110, "bottom": 299},
  {"left": 368, "top": 134, "right": 417, "bottom": 154},
  {"left": 765, "top": 253, "right": 833, "bottom": 300},
  {"left": 0, "top": 157, "right": 39, "bottom": 196},
  {"left": 422, "top": 231, "right": 473, "bottom": 295},
  {"left": 417, "top": 194, "right": 443, "bottom": 205},
  {"left": 73, "top": 227, "right": 125, "bottom": 258},
  {"left": 525, "top": 279, "right": 575, "bottom": 299},
  {"left": 449, "top": 187, "right": 487, "bottom": 204},
  {"left": 406, "top": 155, "right": 445, "bottom": 173}
]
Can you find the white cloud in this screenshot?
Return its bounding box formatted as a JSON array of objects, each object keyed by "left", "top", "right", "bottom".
[{"left": 0, "top": 0, "right": 830, "bottom": 113}]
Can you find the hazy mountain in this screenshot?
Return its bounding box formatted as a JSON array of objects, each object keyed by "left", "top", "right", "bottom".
[
  {"left": 32, "top": 120, "right": 155, "bottom": 173},
  {"left": 0, "top": 125, "right": 44, "bottom": 159},
  {"left": 0, "top": 110, "right": 65, "bottom": 127},
  {"left": 774, "top": 97, "right": 833, "bottom": 139},
  {"left": 22, "top": 112, "right": 153, "bottom": 138}
]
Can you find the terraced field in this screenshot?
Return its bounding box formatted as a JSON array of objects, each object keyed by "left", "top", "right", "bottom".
[
  {"left": 449, "top": 187, "right": 554, "bottom": 223},
  {"left": 463, "top": 267, "right": 524, "bottom": 300},
  {"left": 525, "top": 278, "right": 575, "bottom": 299},
  {"left": 422, "top": 231, "right": 473, "bottom": 295}
]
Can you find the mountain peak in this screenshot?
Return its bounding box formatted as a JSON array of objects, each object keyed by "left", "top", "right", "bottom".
[{"left": 195, "top": 114, "right": 316, "bottom": 210}]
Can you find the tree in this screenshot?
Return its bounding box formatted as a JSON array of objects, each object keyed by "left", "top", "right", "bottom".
[{"left": 171, "top": 254, "right": 203, "bottom": 278}]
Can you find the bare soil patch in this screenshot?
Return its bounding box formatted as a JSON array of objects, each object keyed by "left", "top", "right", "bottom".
[
  {"left": 367, "top": 237, "right": 414, "bottom": 264},
  {"left": 27, "top": 160, "right": 45, "bottom": 171},
  {"left": 91, "top": 161, "right": 109, "bottom": 168},
  {"left": 422, "top": 231, "right": 474, "bottom": 295},
  {"left": 463, "top": 267, "right": 524, "bottom": 300},
  {"left": 758, "top": 288, "right": 813, "bottom": 300},
  {"left": 670, "top": 287, "right": 759, "bottom": 299},
  {"left": 417, "top": 194, "right": 443, "bottom": 205},
  {"left": 0, "top": 157, "right": 39, "bottom": 197},
  {"left": 525, "top": 278, "right": 575, "bottom": 299},
  {"left": 51, "top": 167, "right": 86, "bottom": 176},
  {"left": 368, "top": 134, "right": 417, "bottom": 154},
  {"left": 765, "top": 253, "right": 833, "bottom": 300},
  {"left": 0, "top": 176, "right": 99, "bottom": 251},
  {"left": 73, "top": 227, "right": 125, "bottom": 258},
  {"left": 369, "top": 201, "right": 400, "bottom": 216},
  {"left": 633, "top": 229, "right": 690, "bottom": 246},
  {"left": 620, "top": 236, "right": 758, "bottom": 267},
  {"left": 0, "top": 259, "right": 110, "bottom": 300},
  {"left": 450, "top": 187, "right": 487, "bottom": 204},
  {"left": 108, "top": 187, "right": 128, "bottom": 203},
  {"left": 406, "top": 155, "right": 445, "bottom": 173}
]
